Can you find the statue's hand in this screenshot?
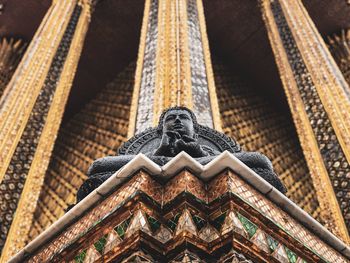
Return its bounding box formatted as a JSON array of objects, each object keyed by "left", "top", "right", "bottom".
[
  {"left": 154, "top": 131, "right": 180, "bottom": 156},
  {"left": 175, "top": 135, "right": 208, "bottom": 157}
]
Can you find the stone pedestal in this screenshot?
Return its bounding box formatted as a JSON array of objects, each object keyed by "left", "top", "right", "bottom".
[{"left": 9, "top": 152, "right": 350, "bottom": 262}]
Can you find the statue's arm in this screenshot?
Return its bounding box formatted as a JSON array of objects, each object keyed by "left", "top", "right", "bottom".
[
  {"left": 76, "top": 155, "right": 136, "bottom": 202},
  {"left": 233, "top": 151, "right": 273, "bottom": 170},
  {"left": 233, "top": 151, "right": 287, "bottom": 193},
  {"left": 87, "top": 155, "right": 136, "bottom": 177}
]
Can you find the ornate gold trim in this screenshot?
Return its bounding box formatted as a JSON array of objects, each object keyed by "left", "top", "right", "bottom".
[
  {"left": 153, "top": 0, "right": 193, "bottom": 125},
  {"left": 0, "top": 1, "right": 73, "bottom": 183},
  {"left": 177, "top": 0, "right": 192, "bottom": 109},
  {"left": 0, "top": 1, "right": 92, "bottom": 261},
  {"left": 153, "top": 0, "right": 168, "bottom": 125},
  {"left": 280, "top": 0, "right": 350, "bottom": 167},
  {"left": 127, "top": 0, "right": 151, "bottom": 138},
  {"left": 196, "top": 0, "right": 222, "bottom": 131},
  {"left": 260, "top": 0, "right": 349, "bottom": 243}
]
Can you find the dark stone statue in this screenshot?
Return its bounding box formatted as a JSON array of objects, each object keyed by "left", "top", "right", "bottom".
[{"left": 77, "top": 107, "right": 286, "bottom": 202}]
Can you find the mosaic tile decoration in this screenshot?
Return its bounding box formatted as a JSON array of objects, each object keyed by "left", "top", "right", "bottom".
[
  {"left": 187, "top": 0, "right": 213, "bottom": 127},
  {"left": 25, "top": 170, "right": 347, "bottom": 263},
  {"left": 270, "top": 0, "right": 350, "bottom": 230},
  {"left": 28, "top": 63, "right": 135, "bottom": 241},
  {"left": 135, "top": 0, "right": 159, "bottom": 133},
  {"left": 0, "top": 5, "right": 82, "bottom": 253},
  {"left": 214, "top": 58, "right": 321, "bottom": 223}
]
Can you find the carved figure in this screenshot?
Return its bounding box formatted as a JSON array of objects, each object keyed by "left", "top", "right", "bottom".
[{"left": 77, "top": 107, "right": 286, "bottom": 202}]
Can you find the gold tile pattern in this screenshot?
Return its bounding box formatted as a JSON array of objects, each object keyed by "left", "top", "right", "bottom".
[
  {"left": 214, "top": 59, "right": 321, "bottom": 222},
  {"left": 27, "top": 63, "right": 135, "bottom": 241}
]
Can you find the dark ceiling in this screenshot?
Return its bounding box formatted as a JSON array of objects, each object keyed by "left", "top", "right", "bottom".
[{"left": 0, "top": 0, "right": 349, "bottom": 123}]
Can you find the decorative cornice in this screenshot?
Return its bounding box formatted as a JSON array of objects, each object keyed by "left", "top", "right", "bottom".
[{"left": 8, "top": 152, "right": 350, "bottom": 262}]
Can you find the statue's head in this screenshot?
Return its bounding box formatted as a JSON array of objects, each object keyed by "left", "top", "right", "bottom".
[{"left": 157, "top": 106, "right": 198, "bottom": 138}]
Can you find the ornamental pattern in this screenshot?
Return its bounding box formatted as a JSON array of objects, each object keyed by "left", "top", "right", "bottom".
[
  {"left": 135, "top": 0, "right": 159, "bottom": 133},
  {"left": 187, "top": 0, "right": 213, "bottom": 127},
  {"left": 214, "top": 60, "right": 321, "bottom": 222},
  {"left": 27, "top": 170, "right": 346, "bottom": 262},
  {"left": 0, "top": 5, "right": 82, "bottom": 252},
  {"left": 327, "top": 29, "right": 350, "bottom": 96},
  {"left": 28, "top": 63, "right": 135, "bottom": 241},
  {"left": 270, "top": 0, "right": 350, "bottom": 228}
]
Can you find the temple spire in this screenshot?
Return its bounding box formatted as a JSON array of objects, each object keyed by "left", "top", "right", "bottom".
[{"left": 128, "top": 0, "right": 221, "bottom": 136}]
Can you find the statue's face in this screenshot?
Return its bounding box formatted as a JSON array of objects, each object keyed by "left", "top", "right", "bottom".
[{"left": 163, "top": 109, "right": 195, "bottom": 137}]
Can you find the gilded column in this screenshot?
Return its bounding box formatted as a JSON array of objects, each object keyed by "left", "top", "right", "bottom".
[
  {"left": 128, "top": 0, "right": 221, "bottom": 136},
  {"left": 0, "top": 38, "right": 26, "bottom": 98},
  {"left": 0, "top": 0, "right": 94, "bottom": 260},
  {"left": 260, "top": 0, "right": 350, "bottom": 242}
]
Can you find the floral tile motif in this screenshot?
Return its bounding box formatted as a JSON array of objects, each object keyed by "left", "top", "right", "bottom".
[
  {"left": 94, "top": 235, "right": 107, "bottom": 255},
  {"left": 273, "top": 245, "right": 289, "bottom": 263},
  {"left": 266, "top": 234, "right": 279, "bottom": 253},
  {"left": 170, "top": 250, "right": 202, "bottom": 263},
  {"left": 120, "top": 251, "right": 155, "bottom": 262},
  {"left": 31, "top": 170, "right": 348, "bottom": 263},
  {"left": 126, "top": 210, "right": 151, "bottom": 237},
  {"left": 93, "top": 235, "right": 107, "bottom": 254},
  {"left": 284, "top": 246, "right": 298, "bottom": 263},
  {"left": 104, "top": 231, "right": 122, "bottom": 253},
  {"left": 221, "top": 211, "right": 246, "bottom": 237},
  {"left": 74, "top": 249, "right": 86, "bottom": 263},
  {"left": 175, "top": 209, "right": 197, "bottom": 235},
  {"left": 83, "top": 246, "right": 100, "bottom": 263},
  {"left": 154, "top": 225, "right": 173, "bottom": 243},
  {"left": 198, "top": 225, "right": 219, "bottom": 242}
]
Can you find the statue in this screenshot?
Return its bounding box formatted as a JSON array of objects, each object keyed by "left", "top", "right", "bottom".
[{"left": 77, "top": 107, "right": 286, "bottom": 202}]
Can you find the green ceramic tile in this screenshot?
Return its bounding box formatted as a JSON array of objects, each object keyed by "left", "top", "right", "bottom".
[
  {"left": 114, "top": 217, "right": 132, "bottom": 239},
  {"left": 284, "top": 246, "right": 298, "bottom": 263},
  {"left": 191, "top": 213, "right": 206, "bottom": 231},
  {"left": 94, "top": 235, "right": 107, "bottom": 254},
  {"left": 74, "top": 249, "right": 87, "bottom": 263},
  {"left": 146, "top": 214, "right": 161, "bottom": 232},
  {"left": 166, "top": 213, "right": 181, "bottom": 232},
  {"left": 236, "top": 213, "right": 257, "bottom": 238},
  {"left": 266, "top": 235, "right": 279, "bottom": 252},
  {"left": 212, "top": 212, "right": 226, "bottom": 231}
]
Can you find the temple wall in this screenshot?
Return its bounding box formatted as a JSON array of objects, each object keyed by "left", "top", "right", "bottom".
[
  {"left": 28, "top": 62, "right": 135, "bottom": 241},
  {"left": 214, "top": 59, "right": 321, "bottom": 222}
]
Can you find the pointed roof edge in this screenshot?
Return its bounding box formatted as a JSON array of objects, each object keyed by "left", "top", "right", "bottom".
[{"left": 9, "top": 151, "right": 350, "bottom": 262}]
